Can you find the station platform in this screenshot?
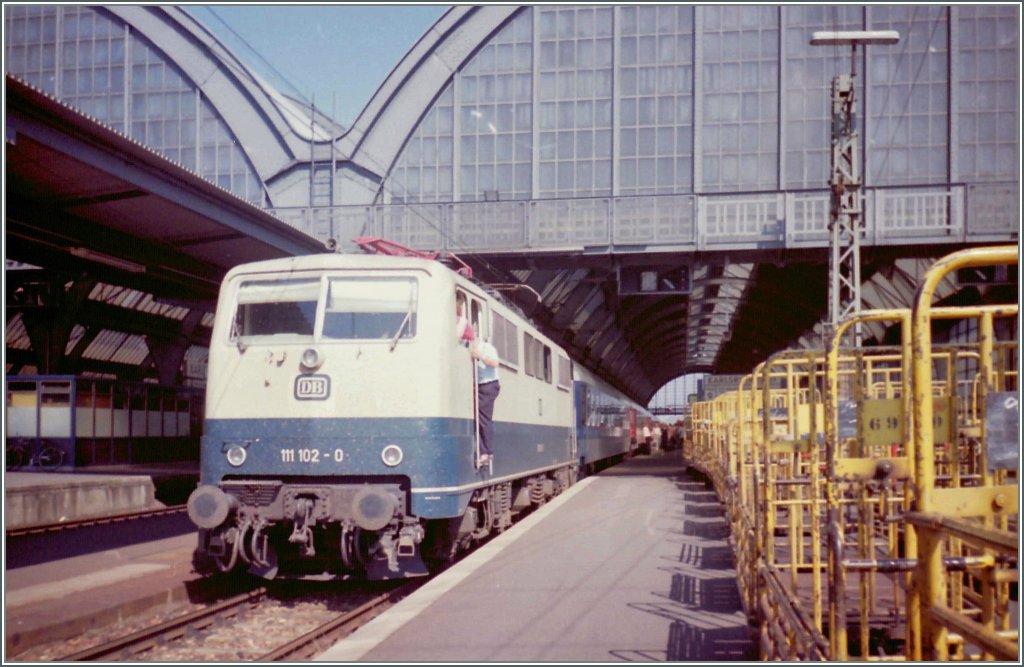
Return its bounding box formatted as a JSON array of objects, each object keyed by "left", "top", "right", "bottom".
[
  {"left": 4, "top": 462, "right": 199, "bottom": 531},
  {"left": 316, "top": 452, "right": 757, "bottom": 662}
]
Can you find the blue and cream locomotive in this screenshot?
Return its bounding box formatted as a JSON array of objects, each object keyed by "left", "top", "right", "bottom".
[{"left": 187, "top": 245, "right": 648, "bottom": 579}]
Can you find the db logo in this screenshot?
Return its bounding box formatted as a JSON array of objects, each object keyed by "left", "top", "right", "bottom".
[{"left": 295, "top": 374, "right": 330, "bottom": 400}]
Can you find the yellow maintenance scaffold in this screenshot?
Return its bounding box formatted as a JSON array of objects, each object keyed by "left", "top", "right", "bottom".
[{"left": 685, "top": 245, "right": 1019, "bottom": 661}]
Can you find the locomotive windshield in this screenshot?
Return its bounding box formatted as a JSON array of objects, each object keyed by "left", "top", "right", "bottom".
[
  {"left": 230, "top": 275, "right": 417, "bottom": 343},
  {"left": 233, "top": 279, "right": 319, "bottom": 339},
  {"left": 322, "top": 277, "right": 417, "bottom": 340}
]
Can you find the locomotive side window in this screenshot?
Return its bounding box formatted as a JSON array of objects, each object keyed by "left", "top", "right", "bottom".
[
  {"left": 492, "top": 312, "right": 519, "bottom": 367},
  {"left": 492, "top": 312, "right": 505, "bottom": 355},
  {"left": 504, "top": 318, "right": 519, "bottom": 365},
  {"left": 524, "top": 334, "right": 537, "bottom": 377},
  {"left": 557, "top": 355, "right": 571, "bottom": 390},
  {"left": 524, "top": 333, "right": 552, "bottom": 383},
  {"left": 233, "top": 279, "right": 319, "bottom": 339},
  {"left": 322, "top": 277, "right": 417, "bottom": 340}
]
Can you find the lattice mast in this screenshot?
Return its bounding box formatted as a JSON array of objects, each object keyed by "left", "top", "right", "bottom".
[
  {"left": 811, "top": 30, "right": 899, "bottom": 345},
  {"left": 829, "top": 69, "right": 862, "bottom": 344}
]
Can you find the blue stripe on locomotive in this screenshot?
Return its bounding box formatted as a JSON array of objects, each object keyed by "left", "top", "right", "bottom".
[{"left": 202, "top": 417, "right": 572, "bottom": 518}]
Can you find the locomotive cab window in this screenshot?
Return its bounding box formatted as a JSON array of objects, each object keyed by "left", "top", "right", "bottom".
[
  {"left": 469, "top": 297, "right": 485, "bottom": 341},
  {"left": 322, "top": 277, "right": 417, "bottom": 341},
  {"left": 455, "top": 289, "right": 475, "bottom": 342},
  {"left": 231, "top": 276, "right": 418, "bottom": 343},
  {"left": 233, "top": 279, "right": 319, "bottom": 340}
]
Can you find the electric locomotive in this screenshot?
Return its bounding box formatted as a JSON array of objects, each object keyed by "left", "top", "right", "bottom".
[{"left": 187, "top": 247, "right": 581, "bottom": 579}]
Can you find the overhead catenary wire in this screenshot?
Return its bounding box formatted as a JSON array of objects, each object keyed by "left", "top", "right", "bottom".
[
  {"left": 357, "top": 145, "right": 642, "bottom": 396},
  {"left": 198, "top": 6, "right": 313, "bottom": 106},
  {"left": 866, "top": 6, "right": 946, "bottom": 185},
  {"left": 322, "top": 97, "right": 551, "bottom": 324}
]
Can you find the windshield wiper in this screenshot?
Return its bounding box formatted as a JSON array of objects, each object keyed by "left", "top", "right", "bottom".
[
  {"left": 389, "top": 299, "right": 414, "bottom": 352},
  {"left": 232, "top": 319, "right": 248, "bottom": 352}
]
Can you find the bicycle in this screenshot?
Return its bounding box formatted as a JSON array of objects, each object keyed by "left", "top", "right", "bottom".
[{"left": 5, "top": 440, "right": 66, "bottom": 471}]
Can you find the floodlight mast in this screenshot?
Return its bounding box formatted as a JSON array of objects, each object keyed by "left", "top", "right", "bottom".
[{"left": 810, "top": 30, "right": 899, "bottom": 348}]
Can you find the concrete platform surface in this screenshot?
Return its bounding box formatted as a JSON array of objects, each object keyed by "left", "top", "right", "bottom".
[
  {"left": 316, "top": 453, "right": 756, "bottom": 662},
  {"left": 5, "top": 471, "right": 163, "bottom": 530},
  {"left": 5, "top": 462, "right": 200, "bottom": 530}
]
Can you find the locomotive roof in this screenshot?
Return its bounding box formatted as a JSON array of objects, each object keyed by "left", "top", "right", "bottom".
[
  {"left": 222, "top": 252, "right": 447, "bottom": 279},
  {"left": 224, "top": 252, "right": 529, "bottom": 320}
]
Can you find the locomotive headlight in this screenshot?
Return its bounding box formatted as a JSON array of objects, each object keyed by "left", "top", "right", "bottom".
[
  {"left": 300, "top": 346, "right": 324, "bottom": 371},
  {"left": 381, "top": 444, "right": 404, "bottom": 467},
  {"left": 226, "top": 445, "right": 247, "bottom": 467}
]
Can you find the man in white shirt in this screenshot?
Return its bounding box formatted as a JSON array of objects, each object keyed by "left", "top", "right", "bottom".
[{"left": 471, "top": 337, "right": 500, "bottom": 465}]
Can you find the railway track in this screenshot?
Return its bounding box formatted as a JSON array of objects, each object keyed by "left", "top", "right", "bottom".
[
  {"left": 12, "top": 476, "right": 547, "bottom": 661},
  {"left": 55, "top": 580, "right": 422, "bottom": 662},
  {"left": 256, "top": 581, "right": 422, "bottom": 661},
  {"left": 58, "top": 587, "right": 268, "bottom": 661}
]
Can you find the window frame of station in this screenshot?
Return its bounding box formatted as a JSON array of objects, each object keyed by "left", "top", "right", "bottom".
[{"left": 523, "top": 332, "right": 553, "bottom": 384}]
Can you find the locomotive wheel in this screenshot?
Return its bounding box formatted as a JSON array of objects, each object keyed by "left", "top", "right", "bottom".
[
  {"left": 422, "top": 517, "right": 460, "bottom": 572},
  {"left": 340, "top": 526, "right": 356, "bottom": 570},
  {"left": 192, "top": 548, "right": 218, "bottom": 576},
  {"left": 341, "top": 526, "right": 372, "bottom": 570}
]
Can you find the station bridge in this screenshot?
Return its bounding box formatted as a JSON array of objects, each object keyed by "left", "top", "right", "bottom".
[{"left": 265, "top": 193, "right": 1017, "bottom": 400}]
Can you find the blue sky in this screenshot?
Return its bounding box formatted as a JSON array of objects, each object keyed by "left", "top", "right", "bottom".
[{"left": 186, "top": 5, "right": 449, "bottom": 128}]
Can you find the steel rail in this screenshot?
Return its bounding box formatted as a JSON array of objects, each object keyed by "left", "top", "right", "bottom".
[
  {"left": 257, "top": 580, "right": 424, "bottom": 661},
  {"left": 58, "top": 587, "right": 267, "bottom": 661}
]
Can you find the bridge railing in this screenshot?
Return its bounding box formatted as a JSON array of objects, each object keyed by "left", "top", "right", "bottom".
[{"left": 267, "top": 182, "right": 1017, "bottom": 253}]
